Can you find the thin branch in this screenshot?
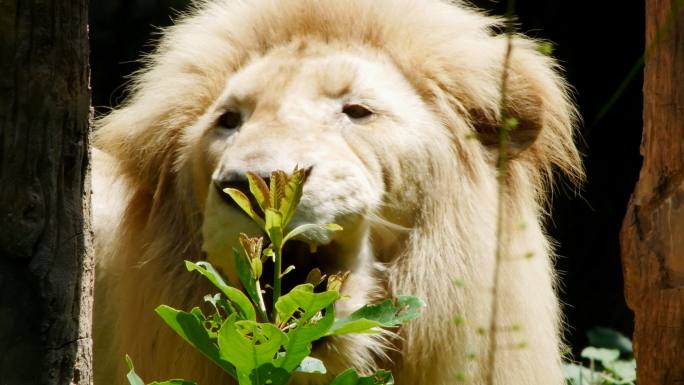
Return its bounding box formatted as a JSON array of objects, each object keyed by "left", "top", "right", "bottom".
[{"left": 485, "top": 0, "right": 517, "bottom": 383}]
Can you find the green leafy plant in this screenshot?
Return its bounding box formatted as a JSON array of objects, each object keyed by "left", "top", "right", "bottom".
[
  {"left": 563, "top": 327, "right": 636, "bottom": 385},
  {"left": 126, "top": 169, "right": 424, "bottom": 385}
]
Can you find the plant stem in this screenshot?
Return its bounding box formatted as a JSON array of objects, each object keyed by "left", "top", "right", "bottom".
[
  {"left": 272, "top": 245, "right": 282, "bottom": 321},
  {"left": 485, "top": 1, "right": 516, "bottom": 384},
  {"left": 255, "top": 280, "right": 269, "bottom": 322}
]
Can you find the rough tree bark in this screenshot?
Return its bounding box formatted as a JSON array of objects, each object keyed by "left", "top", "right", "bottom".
[
  {"left": 621, "top": 1, "right": 684, "bottom": 384},
  {"left": 0, "top": 0, "right": 93, "bottom": 384}
]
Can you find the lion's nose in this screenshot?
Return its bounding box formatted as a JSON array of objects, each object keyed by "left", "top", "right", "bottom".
[{"left": 213, "top": 172, "right": 270, "bottom": 210}]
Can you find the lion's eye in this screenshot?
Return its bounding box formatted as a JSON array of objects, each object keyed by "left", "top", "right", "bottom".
[
  {"left": 342, "top": 104, "right": 373, "bottom": 120},
  {"left": 217, "top": 110, "right": 242, "bottom": 130}
]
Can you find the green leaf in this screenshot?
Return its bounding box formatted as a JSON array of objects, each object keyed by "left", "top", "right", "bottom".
[
  {"left": 275, "top": 284, "right": 339, "bottom": 323},
  {"left": 239, "top": 234, "right": 264, "bottom": 264},
  {"left": 327, "top": 271, "right": 349, "bottom": 293},
  {"left": 281, "top": 265, "right": 296, "bottom": 278},
  {"left": 581, "top": 347, "right": 620, "bottom": 365},
  {"left": 327, "top": 318, "right": 384, "bottom": 336},
  {"left": 248, "top": 363, "right": 291, "bottom": 385},
  {"left": 587, "top": 327, "right": 633, "bottom": 355},
  {"left": 537, "top": 41, "right": 554, "bottom": 56},
  {"left": 223, "top": 188, "right": 265, "bottom": 229},
  {"left": 185, "top": 261, "right": 256, "bottom": 320},
  {"left": 265, "top": 208, "right": 284, "bottom": 249},
  {"left": 265, "top": 285, "right": 337, "bottom": 372},
  {"left": 282, "top": 223, "right": 343, "bottom": 245},
  {"left": 125, "top": 356, "right": 198, "bottom": 385},
  {"left": 269, "top": 171, "right": 288, "bottom": 210},
  {"left": 246, "top": 172, "right": 271, "bottom": 212},
  {"left": 305, "top": 268, "right": 326, "bottom": 288},
  {"left": 596, "top": 372, "right": 632, "bottom": 385},
  {"left": 218, "top": 315, "right": 288, "bottom": 385},
  {"left": 295, "top": 356, "right": 327, "bottom": 374},
  {"left": 604, "top": 359, "right": 636, "bottom": 382},
  {"left": 327, "top": 296, "right": 424, "bottom": 336},
  {"left": 279, "top": 305, "right": 335, "bottom": 372},
  {"left": 563, "top": 363, "right": 594, "bottom": 385},
  {"left": 278, "top": 168, "right": 307, "bottom": 227},
  {"left": 329, "top": 368, "right": 394, "bottom": 385},
  {"left": 234, "top": 248, "right": 263, "bottom": 310},
  {"left": 262, "top": 246, "right": 275, "bottom": 262},
  {"left": 202, "top": 294, "right": 226, "bottom": 335},
  {"left": 125, "top": 355, "right": 145, "bottom": 385},
  {"left": 155, "top": 306, "right": 237, "bottom": 377}
]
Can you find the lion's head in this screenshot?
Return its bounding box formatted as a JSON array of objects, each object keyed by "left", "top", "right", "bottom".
[
  {"left": 93, "top": 0, "right": 582, "bottom": 384},
  {"left": 195, "top": 43, "right": 452, "bottom": 307}
]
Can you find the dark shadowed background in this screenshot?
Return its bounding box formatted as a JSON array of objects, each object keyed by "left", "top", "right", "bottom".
[{"left": 90, "top": 0, "right": 643, "bottom": 354}]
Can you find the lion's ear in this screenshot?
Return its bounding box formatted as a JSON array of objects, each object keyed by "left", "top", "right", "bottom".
[
  {"left": 468, "top": 36, "right": 580, "bottom": 169},
  {"left": 471, "top": 86, "right": 543, "bottom": 155}
]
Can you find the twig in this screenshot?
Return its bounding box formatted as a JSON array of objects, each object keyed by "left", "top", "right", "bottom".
[
  {"left": 485, "top": 0, "right": 517, "bottom": 384},
  {"left": 272, "top": 245, "right": 282, "bottom": 321}
]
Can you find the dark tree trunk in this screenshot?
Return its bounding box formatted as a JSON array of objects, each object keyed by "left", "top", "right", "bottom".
[
  {"left": 621, "top": 1, "right": 684, "bottom": 384},
  {"left": 0, "top": 0, "right": 93, "bottom": 384}
]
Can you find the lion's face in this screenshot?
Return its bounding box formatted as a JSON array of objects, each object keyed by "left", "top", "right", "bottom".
[{"left": 188, "top": 42, "right": 446, "bottom": 295}]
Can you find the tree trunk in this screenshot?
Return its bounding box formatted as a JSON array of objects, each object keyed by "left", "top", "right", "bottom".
[
  {"left": 621, "top": 1, "right": 684, "bottom": 384},
  {"left": 0, "top": 0, "right": 93, "bottom": 384}
]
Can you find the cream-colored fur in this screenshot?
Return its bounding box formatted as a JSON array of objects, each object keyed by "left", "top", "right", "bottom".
[{"left": 92, "top": 1, "right": 582, "bottom": 384}]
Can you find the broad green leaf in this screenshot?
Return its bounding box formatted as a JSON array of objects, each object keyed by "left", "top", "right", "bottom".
[
  {"left": 275, "top": 284, "right": 339, "bottom": 323},
  {"left": 150, "top": 381, "right": 198, "bottom": 385},
  {"left": 234, "top": 248, "right": 263, "bottom": 311},
  {"left": 279, "top": 305, "right": 335, "bottom": 372},
  {"left": 327, "top": 296, "right": 424, "bottom": 336},
  {"left": 587, "top": 327, "right": 633, "bottom": 355},
  {"left": 125, "top": 355, "right": 145, "bottom": 385},
  {"left": 155, "top": 306, "right": 237, "bottom": 377},
  {"left": 581, "top": 347, "right": 620, "bottom": 365},
  {"left": 249, "top": 363, "right": 291, "bottom": 385},
  {"left": 326, "top": 318, "right": 384, "bottom": 336},
  {"left": 282, "top": 223, "right": 343, "bottom": 245},
  {"left": 185, "top": 261, "right": 256, "bottom": 320},
  {"left": 329, "top": 368, "right": 394, "bottom": 385},
  {"left": 279, "top": 168, "right": 307, "bottom": 227},
  {"left": 246, "top": 172, "right": 271, "bottom": 212},
  {"left": 218, "top": 315, "right": 288, "bottom": 385},
  {"left": 604, "top": 359, "right": 636, "bottom": 382},
  {"left": 265, "top": 208, "right": 284, "bottom": 249},
  {"left": 295, "top": 356, "right": 327, "bottom": 374},
  {"left": 223, "top": 188, "right": 265, "bottom": 229}
]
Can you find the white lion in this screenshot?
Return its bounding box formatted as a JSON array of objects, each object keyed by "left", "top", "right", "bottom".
[{"left": 92, "top": 0, "right": 582, "bottom": 384}]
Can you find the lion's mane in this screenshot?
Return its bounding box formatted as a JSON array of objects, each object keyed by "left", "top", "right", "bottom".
[{"left": 93, "top": 1, "right": 582, "bottom": 384}]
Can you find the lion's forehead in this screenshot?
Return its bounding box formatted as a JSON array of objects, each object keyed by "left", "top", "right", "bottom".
[{"left": 223, "top": 46, "right": 414, "bottom": 111}]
